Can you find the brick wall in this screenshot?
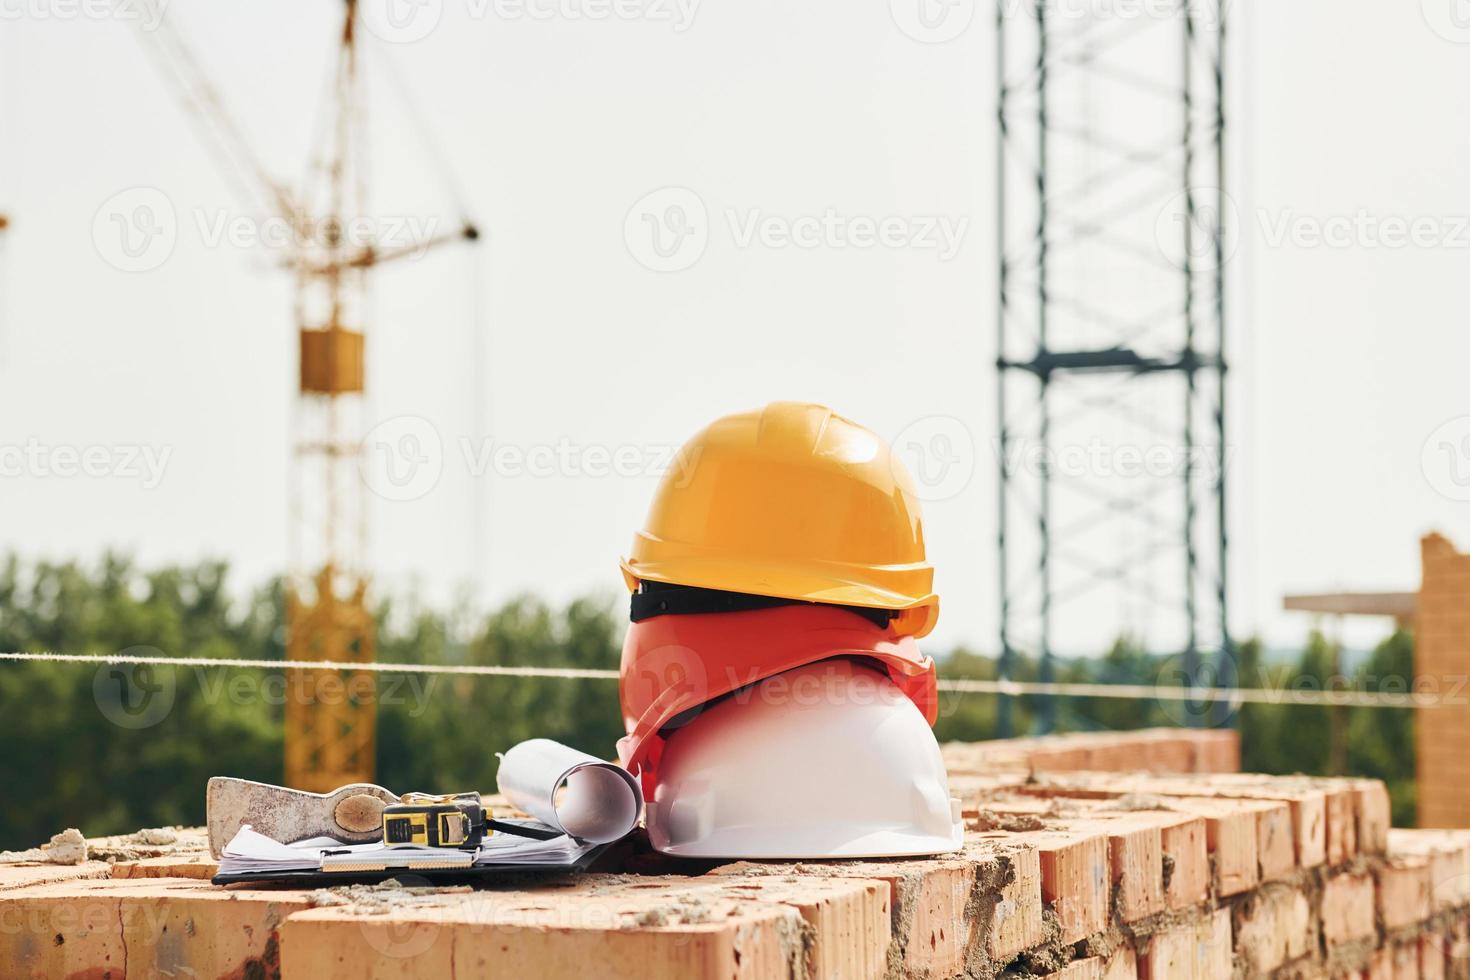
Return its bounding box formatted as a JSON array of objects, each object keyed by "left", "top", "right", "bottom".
[
  {"left": 1418, "top": 533, "right": 1470, "bottom": 828},
  {"left": 7, "top": 740, "right": 1468, "bottom": 979}
]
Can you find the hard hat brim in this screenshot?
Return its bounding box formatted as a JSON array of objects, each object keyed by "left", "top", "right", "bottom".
[{"left": 648, "top": 821, "right": 964, "bottom": 859}]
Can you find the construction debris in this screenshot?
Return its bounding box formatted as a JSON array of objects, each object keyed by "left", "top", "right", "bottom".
[
  {"left": 307, "top": 879, "right": 474, "bottom": 914},
  {"left": 0, "top": 828, "right": 86, "bottom": 866}
]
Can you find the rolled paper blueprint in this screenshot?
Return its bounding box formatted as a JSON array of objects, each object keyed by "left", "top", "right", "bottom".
[{"left": 495, "top": 739, "right": 642, "bottom": 843}]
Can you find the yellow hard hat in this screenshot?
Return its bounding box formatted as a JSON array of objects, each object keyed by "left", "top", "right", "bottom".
[{"left": 620, "top": 401, "right": 940, "bottom": 638}]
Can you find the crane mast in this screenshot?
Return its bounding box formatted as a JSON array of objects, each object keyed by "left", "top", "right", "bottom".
[
  {"left": 129, "top": 0, "right": 477, "bottom": 791},
  {"left": 286, "top": 0, "right": 375, "bottom": 793}
]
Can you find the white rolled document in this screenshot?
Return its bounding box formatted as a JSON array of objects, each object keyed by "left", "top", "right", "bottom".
[{"left": 496, "top": 739, "right": 642, "bottom": 844}]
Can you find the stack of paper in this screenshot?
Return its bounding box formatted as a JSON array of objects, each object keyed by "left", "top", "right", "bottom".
[
  {"left": 216, "top": 821, "right": 603, "bottom": 878},
  {"left": 478, "top": 822, "right": 601, "bottom": 866}
]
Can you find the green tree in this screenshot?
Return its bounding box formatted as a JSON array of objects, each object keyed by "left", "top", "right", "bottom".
[
  {"left": 0, "top": 556, "right": 625, "bottom": 850},
  {"left": 1347, "top": 629, "right": 1416, "bottom": 826}
]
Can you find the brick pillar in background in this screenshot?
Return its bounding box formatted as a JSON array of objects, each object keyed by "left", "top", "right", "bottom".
[{"left": 1417, "top": 533, "right": 1470, "bottom": 828}]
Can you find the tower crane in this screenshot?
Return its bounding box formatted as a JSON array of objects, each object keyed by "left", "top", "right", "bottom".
[{"left": 129, "top": 0, "right": 478, "bottom": 791}]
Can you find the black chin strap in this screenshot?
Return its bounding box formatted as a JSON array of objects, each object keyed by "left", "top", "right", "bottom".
[{"left": 630, "top": 581, "right": 895, "bottom": 629}]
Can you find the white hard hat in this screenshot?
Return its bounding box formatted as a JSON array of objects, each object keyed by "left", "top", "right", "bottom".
[{"left": 646, "top": 658, "right": 964, "bottom": 858}]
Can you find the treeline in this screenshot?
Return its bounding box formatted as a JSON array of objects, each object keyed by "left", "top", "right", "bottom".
[
  {"left": 933, "top": 632, "right": 1417, "bottom": 826},
  {"left": 0, "top": 556, "right": 1416, "bottom": 850},
  {"left": 0, "top": 556, "right": 623, "bottom": 851}
]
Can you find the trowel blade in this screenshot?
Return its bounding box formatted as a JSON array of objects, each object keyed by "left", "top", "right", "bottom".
[{"left": 206, "top": 777, "right": 400, "bottom": 859}]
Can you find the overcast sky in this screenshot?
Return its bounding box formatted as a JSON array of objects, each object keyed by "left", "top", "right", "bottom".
[{"left": 1, "top": 0, "right": 1468, "bottom": 657}]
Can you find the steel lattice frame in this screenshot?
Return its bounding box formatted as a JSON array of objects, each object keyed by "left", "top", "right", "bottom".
[{"left": 996, "top": 0, "right": 1229, "bottom": 734}]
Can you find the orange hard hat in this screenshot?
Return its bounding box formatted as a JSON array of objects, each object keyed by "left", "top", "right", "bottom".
[
  {"left": 620, "top": 401, "right": 940, "bottom": 638},
  {"left": 616, "top": 604, "right": 938, "bottom": 796}
]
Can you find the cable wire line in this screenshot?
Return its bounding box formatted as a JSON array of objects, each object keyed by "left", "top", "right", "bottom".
[{"left": 0, "top": 651, "right": 1435, "bottom": 709}]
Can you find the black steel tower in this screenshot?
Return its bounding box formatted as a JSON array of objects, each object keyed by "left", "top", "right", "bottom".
[{"left": 996, "top": 0, "right": 1230, "bottom": 733}]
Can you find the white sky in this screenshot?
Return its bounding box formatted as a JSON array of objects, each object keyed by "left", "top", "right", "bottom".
[{"left": 1, "top": 0, "right": 1468, "bottom": 657}]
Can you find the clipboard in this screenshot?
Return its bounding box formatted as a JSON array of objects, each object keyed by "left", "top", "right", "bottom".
[{"left": 211, "top": 837, "right": 619, "bottom": 887}]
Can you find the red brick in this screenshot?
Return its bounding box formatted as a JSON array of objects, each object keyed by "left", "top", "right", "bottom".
[
  {"left": 1188, "top": 775, "right": 1327, "bottom": 869},
  {"left": 108, "top": 855, "right": 218, "bottom": 880},
  {"left": 1140, "top": 908, "right": 1231, "bottom": 980},
  {"left": 1156, "top": 810, "right": 1210, "bottom": 911},
  {"left": 1087, "top": 814, "right": 1166, "bottom": 922},
  {"left": 1026, "top": 826, "right": 1111, "bottom": 945},
  {"left": 1046, "top": 949, "right": 1137, "bottom": 980},
  {"left": 280, "top": 874, "right": 890, "bottom": 980},
  {"left": 1417, "top": 533, "right": 1470, "bottom": 830},
  {"left": 1029, "top": 746, "right": 1093, "bottom": 773},
  {"left": 0, "top": 877, "right": 309, "bottom": 978},
  {"left": 1354, "top": 780, "right": 1393, "bottom": 855},
  {"left": 1031, "top": 772, "right": 1311, "bottom": 873},
  {"left": 712, "top": 836, "right": 1044, "bottom": 975},
  {"left": 1421, "top": 931, "right": 1447, "bottom": 980},
  {"left": 1161, "top": 796, "right": 1262, "bottom": 896},
  {"left": 1325, "top": 783, "right": 1361, "bottom": 865},
  {"left": 1448, "top": 917, "right": 1470, "bottom": 971},
  {"left": 1233, "top": 884, "right": 1314, "bottom": 973},
  {"left": 1137, "top": 732, "right": 1196, "bottom": 773},
  {"left": 1377, "top": 853, "right": 1433, "bottom": 932},
  {"left": 0, "top": 861, "right": 112, "bottom": 893},
  {"left": 1388, "top": 830, "right": 1470, "bottom": 912},
  {"left": 989, "top": 842, "right": 1046, "bottom": 962},
  {"left": 1185, "top": 730, "right": 1241, "bottom": 773},
  {"left": 1322, "top": 871, "right": 1377, "bottom": 947}
]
